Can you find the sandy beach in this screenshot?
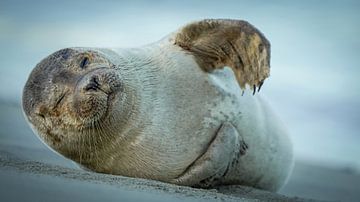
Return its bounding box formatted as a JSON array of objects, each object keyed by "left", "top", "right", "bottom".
[{"left": 0, "top": 102, "right": 359, "bottom": 202}]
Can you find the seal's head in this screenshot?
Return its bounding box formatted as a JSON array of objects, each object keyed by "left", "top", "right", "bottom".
[{"left": 22, "top": 48, "right": 126, "bottom": 157}]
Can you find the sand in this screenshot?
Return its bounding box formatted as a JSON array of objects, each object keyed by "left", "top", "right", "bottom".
[{"left": 0, "top": 102, "right": 359, "bottom": 202}]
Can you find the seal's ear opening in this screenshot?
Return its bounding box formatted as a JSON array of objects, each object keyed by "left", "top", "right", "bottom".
[{"left": 173, "top": 19, "right": 271, "bottom": 92}]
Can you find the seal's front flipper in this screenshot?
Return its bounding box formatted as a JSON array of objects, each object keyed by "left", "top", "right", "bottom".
[
  {"left": 173, "top": 19, "right": 271, "bottom": 92},
  {"left": 171, "top": 122, "right": 247, "bottom": 188}
]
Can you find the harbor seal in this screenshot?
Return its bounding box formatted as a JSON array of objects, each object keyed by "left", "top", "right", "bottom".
[{"left": 22, "top": 19, "right": 294, "bottom": 191}]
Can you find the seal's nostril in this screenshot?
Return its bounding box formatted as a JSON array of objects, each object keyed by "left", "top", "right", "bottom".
[
  {"left": 91, "top": 76, "right": 100, "bottom": 86},
  {"left": 85, "top": 84, "right": 98, "bottom": 91},
  {"left": 84, "top": 76, "right": 100, "bottom": 92}
]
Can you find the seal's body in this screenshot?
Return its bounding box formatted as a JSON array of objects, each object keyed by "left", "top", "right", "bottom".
[{"left": 22, "top": 19, "right": 293, "bottom": 191}]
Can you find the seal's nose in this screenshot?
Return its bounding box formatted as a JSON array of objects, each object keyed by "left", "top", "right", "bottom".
[
  {"left": 84, "top": 76, "right": 101, "bottom": 92},
  {"left": 77, "top": 68, "right": 121, "bottom": 96}
]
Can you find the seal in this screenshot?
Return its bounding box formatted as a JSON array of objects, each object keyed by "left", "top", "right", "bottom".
[{"left": 22, "top": 19, "right": 293, "bottom": 191}]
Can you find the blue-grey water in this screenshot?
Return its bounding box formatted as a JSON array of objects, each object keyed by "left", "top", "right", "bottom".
[{"left": 0, "top": 0, "right": 359, "bottom": 169}]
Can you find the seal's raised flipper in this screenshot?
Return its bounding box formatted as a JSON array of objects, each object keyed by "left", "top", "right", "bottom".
[
  {"left": 171, "top": 122, "right": 247, "bottom": 188},
  {"left": 173, "top": 19, "right": 271, "bottom": 92}
]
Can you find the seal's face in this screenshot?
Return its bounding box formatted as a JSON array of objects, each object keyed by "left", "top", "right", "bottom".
[{"left": 22, "top": 48, "right": 123, "bottom": 154}]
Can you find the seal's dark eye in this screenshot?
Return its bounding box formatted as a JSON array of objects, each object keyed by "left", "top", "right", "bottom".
[{"left": 80, "top": 57, "right": 90, "bottom": 69}]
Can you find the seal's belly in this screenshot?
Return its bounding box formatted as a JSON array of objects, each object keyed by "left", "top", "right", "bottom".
[
  {"left": 139, "top": 66, "right": 246, "bottom": 179},
  {"left": 147, "top": 65, "right": 292, "bottom": 190}
]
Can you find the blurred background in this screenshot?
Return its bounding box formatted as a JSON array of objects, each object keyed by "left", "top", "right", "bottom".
[{"left": 0, "top": 0, "right": 359, "bottom": 201}]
